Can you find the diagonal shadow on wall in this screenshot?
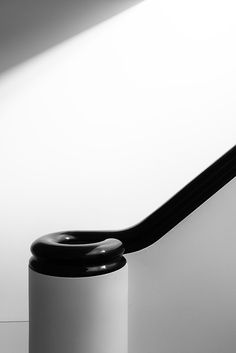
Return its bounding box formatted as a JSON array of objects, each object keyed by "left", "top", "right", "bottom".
[{"left": 0, "top": 0, "right": 143, "bottom": 75}]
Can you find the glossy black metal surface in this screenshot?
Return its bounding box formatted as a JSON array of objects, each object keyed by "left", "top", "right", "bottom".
[
  {"left": 30, "top": 235, "right": 126, "bottom": 277},
  {"left": 31, "top": 233, "right": 124, "bottom": 263},
  {"left": 29, "top": 256, "right": 127, "bottom": 277},
  {"left": 30, "top": 145, "right": 235, "bottom": 270}
]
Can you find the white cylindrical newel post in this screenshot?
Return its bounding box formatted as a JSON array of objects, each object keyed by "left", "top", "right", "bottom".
[{"left": 29, "top": 232, "right": 128, "bottom": 353}]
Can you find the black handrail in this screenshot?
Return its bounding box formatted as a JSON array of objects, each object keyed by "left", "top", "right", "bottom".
[{"left": 35, "top": 145, "right": 236, "bottom": 254}]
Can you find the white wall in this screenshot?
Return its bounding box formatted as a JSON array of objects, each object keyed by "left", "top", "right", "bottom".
[
  {"left": 0, "top": 174, "right": 235, "bottom": 353},
  {"left": 0, "top": 0, "right": 236, "bottom": 321},
  {"left": 127, "top": 177, "right": 236, "bottom": 353}
]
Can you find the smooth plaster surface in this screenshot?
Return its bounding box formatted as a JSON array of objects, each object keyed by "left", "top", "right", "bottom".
[{"left": 0, "top": 178, "right": 235, "bottom": 353}]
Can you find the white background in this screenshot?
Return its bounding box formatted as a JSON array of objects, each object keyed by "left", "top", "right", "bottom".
[
  {"left": 0, "top": 0, "right": 235, "bottom": 322},
  {"left": 128, "top": 177, "right": 236, "bottom": 353},
  {"left": 1, "top": 173, "right": 235, "bottom": 353}
]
